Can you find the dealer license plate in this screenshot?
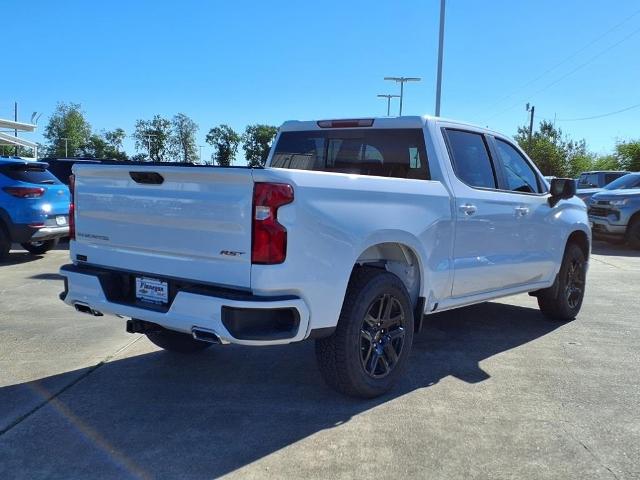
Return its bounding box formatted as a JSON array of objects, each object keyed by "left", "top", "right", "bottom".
[{"left": 135, "top": 277, "right": 169, "bottom": 304}]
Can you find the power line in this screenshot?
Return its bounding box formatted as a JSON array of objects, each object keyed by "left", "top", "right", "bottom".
[
  {"left": 557, "top": 102, "right": 640, "bottom": 122},
  {"left": 484, "top": 23, "right": 640, "bottom": 122},
  {"left": 479, "top": 7, "right": 640, "bottom": 120}
]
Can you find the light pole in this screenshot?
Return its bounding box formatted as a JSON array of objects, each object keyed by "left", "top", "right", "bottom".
[
  {"left": 435, "top": 0, "right": 446, "bottom": 116},
  {"left": 377, "top": 94, "right": 401, "bottom": 116},
  {"left": 61, "top": 137, "right": 69, "bottom": 157},
  {"left": 383, "top": 77, "right": 421, "bottom": 115},
  {"left": 146, "top": 134, "right": 157, "bottom": 160}
]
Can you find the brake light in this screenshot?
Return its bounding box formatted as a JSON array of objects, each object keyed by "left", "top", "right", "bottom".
[
  {"left": 69, "top": 174, "right": 75, "bottom": 240},
  {"left": 317, "top": 119, "right": 374, "bottom": 128},
  {"left": 252, "top": 183, "right": 294, "bottom": 264},
  {"left": 2, "top": 186, "right": 45, "bottom": 198}
]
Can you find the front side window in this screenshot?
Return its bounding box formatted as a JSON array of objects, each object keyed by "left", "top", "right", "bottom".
[
  {"left": 495, "top": 139, "right": 541, "bottom": 194},
  {"left": 444, "top": 129, "right": 496, "bottom": 189},
  {"left": 271, "top": 129, "right": 429, "bottom": 180}
]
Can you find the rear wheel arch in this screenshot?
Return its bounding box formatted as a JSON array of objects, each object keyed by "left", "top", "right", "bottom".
[
  {"left": 353, "top": 242, "right": 425, "bottom": 332},
  {"left": 355, "top": 242, "right": 422, "bottom": 306}
]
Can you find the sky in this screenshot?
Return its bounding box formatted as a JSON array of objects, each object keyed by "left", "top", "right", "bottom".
[{"left": 3, "top": 0, "right": 640, "bottom": 161}]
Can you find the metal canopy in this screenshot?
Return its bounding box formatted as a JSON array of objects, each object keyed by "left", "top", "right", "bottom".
[
  {"left": 0, "top": 118, "right": 37, "bottom": 132},
  {"left": 0, "top": 132, "right": 37, "bottom": 148}
]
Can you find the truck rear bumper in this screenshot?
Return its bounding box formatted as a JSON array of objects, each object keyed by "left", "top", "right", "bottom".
[{"left": 59, "top": 263, "right": 311, "bottom": 346}]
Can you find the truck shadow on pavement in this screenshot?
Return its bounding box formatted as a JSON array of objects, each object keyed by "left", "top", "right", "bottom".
[
  {"left": 592, "top": 240, "right": 640, "bottom": 257},
  {"left": 0, "top": 302, "right": 564, "bottom": 478}
]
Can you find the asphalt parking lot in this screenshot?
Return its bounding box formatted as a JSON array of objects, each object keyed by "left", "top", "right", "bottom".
[{"left": 0, "top": 242, "right": 639, "bottom": 479}]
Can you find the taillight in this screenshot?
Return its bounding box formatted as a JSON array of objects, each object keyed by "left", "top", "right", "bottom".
[
  {"left": 252, "top": 182, "right": 294, "bottom": 264},
  {"left": 2, "top": 186, "right": 45, "bottom": 198},
  {"left": 69, "top": 174, "right": 75, "bottom": 240}
]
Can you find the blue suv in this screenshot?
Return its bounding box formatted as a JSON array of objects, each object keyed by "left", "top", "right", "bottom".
[{"left": 0, "top": 157, "right": 71, "bottom": 260}]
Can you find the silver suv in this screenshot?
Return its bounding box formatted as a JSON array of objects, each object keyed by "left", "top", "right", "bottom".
[{"left": 588, "top": 173, "right": 640, "bottom": 249}]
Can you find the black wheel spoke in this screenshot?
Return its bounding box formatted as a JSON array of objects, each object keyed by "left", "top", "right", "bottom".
[
  {"left": 382, "top": 341, "right": 399, "bottom": 365},
  {"left": 360, "top": 294, "right": 406, "bottom": 379}
]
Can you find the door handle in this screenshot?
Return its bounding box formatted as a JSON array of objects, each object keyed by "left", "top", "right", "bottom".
[
  {"left": 459, "top": 204, "right": 477, "bottom": 216},
  {"left": 515, "top": 206, "right": 530, "bottom": 217}
]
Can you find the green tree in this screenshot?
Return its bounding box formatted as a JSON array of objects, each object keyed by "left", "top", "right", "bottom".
[
  {"left": 170, "top": 113, "right": 199, "bottom": 163},
  {"left": 592, "top": 154, "right": 622, "bottom": 171},
  {"left": 242, "top": 124, "right": 278, "bottom": 167},
  {"left": 82, "top": 132, "right": 128, "bottom": 160},
  {"left": 133, "top": 115, "right": 172, "bottom": 161},
  {"left": 43, "top": 102, "right": 92, "bottom": 157},
  {"left": 515, "top": 121, "right": 590, "bottom": 177},
  {"left": 615, "top": 139, "right": 640, "bottom": 171},
  {"left": 206, "top": 124, "right": 240, "bottom": 166},
  {"left": 104, "top": 128, "right": 126, "bottom": 153}
]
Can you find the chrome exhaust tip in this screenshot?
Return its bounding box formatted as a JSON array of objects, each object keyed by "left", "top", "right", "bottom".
[
  {"left": 191, "top": 327, "right": 222, "bottom": 344},
  {"left": 74, "top": 302, "right": 103, "bottom": 316}
]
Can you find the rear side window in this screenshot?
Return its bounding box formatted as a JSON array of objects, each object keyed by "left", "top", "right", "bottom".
[
  {"left": 578, "top": 174, "right": 599, "bottom": 188},
  {"left": 604, "top": 173, "right": 624, "bottom": 185},
  {"left": 0, "top": 163, "right": 61, "bottom": 184},
  {"left": 444, "top": 130, "right": 496, "bottom": 189},
  {"left": 494, "top": 139, "right": 542, "bottom": 194},
  {"left": 271, "top": 129, "right": 430, "bottom": 180}
]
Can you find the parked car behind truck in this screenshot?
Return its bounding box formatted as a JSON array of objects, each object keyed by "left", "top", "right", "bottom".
[
  {"left": 588, "top": 172, "right": 640, "bottom": 248},
  {"left": 576, "top": 170, "right": 629, "bottom": 201},
  {"left": 59, "top": 116, "right": 590, "bottom": 398},
  {"left": 0, "top": 157, "right": 70, "bottom": 260}
]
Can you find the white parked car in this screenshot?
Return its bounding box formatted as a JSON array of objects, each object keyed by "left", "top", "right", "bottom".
[{"left": 59, "top": 116, "right": 590, "bottom": 398}]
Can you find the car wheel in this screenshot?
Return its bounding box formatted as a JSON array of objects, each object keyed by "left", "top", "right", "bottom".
[
  {"left": 626, "top": 220, "right": 640, "bottom": 250},
  {"left": 145, "top": 328, "right": 212, "bottom": 353},
  {"left": 0, "top": 226, "right": 10, "bottom": 261},
  {"left": 537, "top": 243, "right": 586, "bottom": 321},
  {"left": 315, "top": 267, "right": 414, "bottom": 398},
  {"left": 20, "top": 238, "right": 59, "bottom": 255}
]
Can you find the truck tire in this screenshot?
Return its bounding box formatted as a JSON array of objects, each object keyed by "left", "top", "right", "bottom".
[
  {"left": 315, "top": 267, "right": 414, "bottom": 398},
  {"left": 0, "top": 226, "right": 10, "bottom": 261},
  {"left": 145, "top": 329, "right": 211, "bottom": 353},
  {"left": 537, "top": 243, "right": 586, "bottom": 321},
  {"left": 20, "top": 238, "right": 59, "bottom": 255},
  {"left": 626, "top": 220, "right": 640, "bottom": 250}
]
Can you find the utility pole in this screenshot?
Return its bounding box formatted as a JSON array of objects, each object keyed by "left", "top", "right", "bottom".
[
  {"left": 384, "top": 77, "right": 421, "bottom": 115},
  {"left": 435, "top": 0, "right": 446, "bottom": 116},
  {"left": 61, "top": 137, "right": 69, "bottom": 157},
  {"left": 377, "top": 94, "right": 401, "bottom": 116},
  {"left": 526, "top": 103, "right": 535, "bottom": 142}
]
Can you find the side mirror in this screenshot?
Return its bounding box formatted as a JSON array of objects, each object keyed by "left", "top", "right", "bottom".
[{"left": 549, "top": 178, "right": 576, "bottom": 206}]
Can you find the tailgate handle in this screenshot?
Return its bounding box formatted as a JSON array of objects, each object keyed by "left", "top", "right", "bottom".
[{"left": 129, "top": 171, "right": 164, "bottom": 185}]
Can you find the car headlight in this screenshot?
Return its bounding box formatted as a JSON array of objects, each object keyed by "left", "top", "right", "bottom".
[{"left": 609, "top": 199, "right": 628, "bottom": 206}]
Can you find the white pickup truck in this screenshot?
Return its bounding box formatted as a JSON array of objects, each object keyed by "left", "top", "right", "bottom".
[{"left": 60, "top": 116, "right": 590, "bottom": 398}]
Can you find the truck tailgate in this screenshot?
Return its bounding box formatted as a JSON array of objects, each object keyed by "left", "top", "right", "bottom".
[{"left": 72, "top": 164, "right": 254, "bottom": 289}]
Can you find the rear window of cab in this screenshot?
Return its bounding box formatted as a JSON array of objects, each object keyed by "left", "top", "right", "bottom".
[{"left": 271, "top": 129, "right": 430, "bottom": 180}]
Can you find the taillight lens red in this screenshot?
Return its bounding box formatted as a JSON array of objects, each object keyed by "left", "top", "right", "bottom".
[
  {"left": 252, "top": 182, "right": 294, "bottom": 264},
  {"left": 2, "top": 186, "right": 45, "bottom": 198},
  {"left": 69, "top": 174, "right": 75, "bottom": 240}
]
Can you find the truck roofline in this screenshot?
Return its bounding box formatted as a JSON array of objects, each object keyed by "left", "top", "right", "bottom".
[{"left": 278, "top": 115, "right": 505, "bottom": 137}]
